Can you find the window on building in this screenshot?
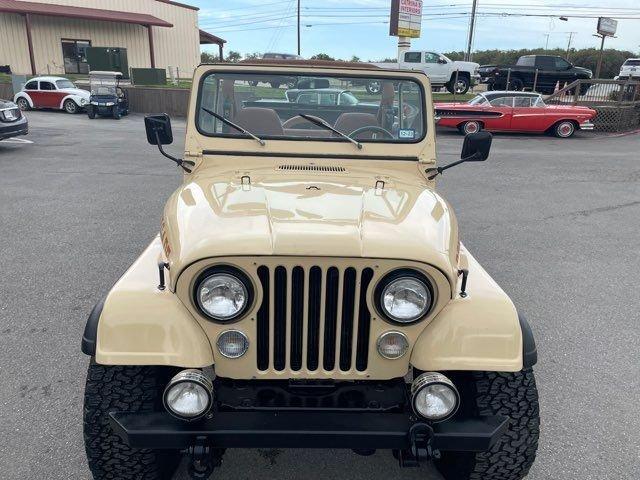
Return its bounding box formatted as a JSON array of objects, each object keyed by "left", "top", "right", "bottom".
[{"left": 62, "top": 39, "right": 91, "bottom": 74}]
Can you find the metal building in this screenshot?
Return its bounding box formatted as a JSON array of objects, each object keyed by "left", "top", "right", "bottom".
[{"left": 0, "top": 0, "right": 225, "bottom": 76}]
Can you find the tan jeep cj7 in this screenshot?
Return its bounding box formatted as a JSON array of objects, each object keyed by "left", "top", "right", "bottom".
[{"left": 81, "top": 61, "right": 539, "bottom": 480}]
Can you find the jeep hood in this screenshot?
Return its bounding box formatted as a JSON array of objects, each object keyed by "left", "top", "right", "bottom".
[{"left": 162, "top": 169, "right": 459, "bottom": 284}]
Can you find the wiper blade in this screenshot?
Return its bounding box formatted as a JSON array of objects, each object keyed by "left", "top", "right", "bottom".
[
  {"left": 201, "top": 107, "right": 265, "bottom": 146},
  {"left": 298, "top": 114, "right": 362, "bottom": 150}
]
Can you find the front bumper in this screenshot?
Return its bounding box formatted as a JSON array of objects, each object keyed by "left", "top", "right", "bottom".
[
  {"left": 109, "top": 378, "right": 509, "bottom": 454},
  {"left": 579, "top": 121, "right": 595, "bottom": 131},
  {"left": 110, "top": 410, "right": 508, "bottom": 452}
]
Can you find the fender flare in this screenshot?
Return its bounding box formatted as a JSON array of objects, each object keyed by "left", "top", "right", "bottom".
[
  {"left": 81, "top": 297, "right": 104, "bottom": 356},
  {"left": 14, "top": 92, "right": 34, "bottom": 108},
  {"left": 59, "top": 94, "right": 81, "bottom": 110},
  {"left": 519, "top": 313, "right": 538, "bottom": 368}
]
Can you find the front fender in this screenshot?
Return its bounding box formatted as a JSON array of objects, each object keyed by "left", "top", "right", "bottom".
[
  {"left": 411, "top": 246, "right": 535, "bottom": 372},
  {"left": 14, "top": 92, "right": 33, "bottom": 107},
  {"left": 81, "top": 236, "right": 214, "bottom": 367}
]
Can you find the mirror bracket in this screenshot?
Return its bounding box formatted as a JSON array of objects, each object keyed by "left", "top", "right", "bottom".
[
  {"left": 153, "top": 130, "right": 194, "bottom": 173},
  {"left": 426, "top": 154, "right": 479, "bottom": 180}
]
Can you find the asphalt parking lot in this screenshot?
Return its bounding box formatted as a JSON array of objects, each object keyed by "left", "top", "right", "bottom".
[{"left": 0, "top": 111, "right": 639, "bottom": 480}]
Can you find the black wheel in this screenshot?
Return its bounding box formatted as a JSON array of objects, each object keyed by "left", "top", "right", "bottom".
[
  {"left": 509, "top": 77, "right": 524, "bottom": 91},
  {"left": 366, "top": 81, "right": 382, "bottom": 94},
  {"left": 435, "top": 369, "right": 540, "bottom": 480},
  {"left": 447, "top": 76, "right": 470, "bottom": 95},
  {"left": 16, "top": 97, "right": 31, "bottom": 111},
  {"left": 84, "top": 363, "right": 181, "bottom": 480},
  {"left": 64, "top": 99, "right": 78, "bottom": 114},
  {"left": 87, "top": 106, "right": 96, "bottom": 119},
  {"left": 460, "top": 120, "right": 482, "bottom": 135},
  {"left": 269, "top": 81, "right": 281, "bottom": 89},
  {"left": 553, "top": 120, "right": 576, "bottom": 138},
  {"left": 112, "top": 105, "right": 121, "bottom": 120}
]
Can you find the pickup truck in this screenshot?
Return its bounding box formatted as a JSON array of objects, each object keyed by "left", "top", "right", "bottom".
[
  {"left": 615, "top": 58, "right": 640, "bottom": 80},
  {"left": 373, "top": 51, "right": 480, "bottom": 94},
  {"left": 481, "top": 55, "right": 592, "bottom": 94}
]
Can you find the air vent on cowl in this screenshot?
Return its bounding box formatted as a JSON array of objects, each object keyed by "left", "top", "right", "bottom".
[{"left": 277, "top": 164, "right": 347, "bottom": 173}]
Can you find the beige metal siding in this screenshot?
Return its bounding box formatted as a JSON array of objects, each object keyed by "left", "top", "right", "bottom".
[{"left": 0, "top": 0, "right": 200, "bottom": 75}]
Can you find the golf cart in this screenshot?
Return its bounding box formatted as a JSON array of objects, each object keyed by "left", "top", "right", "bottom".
[{"left": 87, "top": 71, "right": 129, "bottom": 119}]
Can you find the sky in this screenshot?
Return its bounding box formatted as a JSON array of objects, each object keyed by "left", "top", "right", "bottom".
[{"left": 194, "top": 0, "right": 640, "bottom": 60}]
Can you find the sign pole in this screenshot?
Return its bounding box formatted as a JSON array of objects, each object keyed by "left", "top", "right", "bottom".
[{"left": 595, "top": 34, "right": 606, "bottom": 79}]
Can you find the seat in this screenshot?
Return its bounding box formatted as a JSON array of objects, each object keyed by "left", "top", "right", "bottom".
[
  {"left": 333, "top": 113, "right": 379, "bottom": 138},
  {"left": 233, "top": 107, "right": 284, "bottom": 136}
]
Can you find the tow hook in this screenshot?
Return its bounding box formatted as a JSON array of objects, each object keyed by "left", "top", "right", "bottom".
[
  {"left": 186, "top": 436, "right": 224, "bottom": 479},
  {"left": 395, "top": 423, "right": 440, "bottom": 467}
]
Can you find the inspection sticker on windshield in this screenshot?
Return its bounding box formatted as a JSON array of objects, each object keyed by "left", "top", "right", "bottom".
[{"left": 398, "top": 129, "right": 415, "bottom": 139}]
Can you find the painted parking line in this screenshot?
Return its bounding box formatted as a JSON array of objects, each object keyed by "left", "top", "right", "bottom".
[{"left": 0, "top": 138, "right": 33, "bottom": 144}]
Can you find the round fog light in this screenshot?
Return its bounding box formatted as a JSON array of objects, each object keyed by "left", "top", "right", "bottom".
[
  {"left": 377, "top": 331, "right": 409, "bottom": 359},
  {"left": 411, "top": 372, "right": 459, "bottom": 422},
  {"left": 163, "top": 369, "right": 213, "bottom": 421},
  {"left": 217, "top": 330, "right": 249, "bottom": 358}
]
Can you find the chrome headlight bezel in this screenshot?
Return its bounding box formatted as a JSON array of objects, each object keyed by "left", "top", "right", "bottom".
[
  {"left": 193, "top": 266, "right": 254, "bottom": 322},
  {"left": 374, "top": 269, "right": 434, "bottom": 325},
  {"left": 162, "top": 369, "right": 214, "bottom": 421}
]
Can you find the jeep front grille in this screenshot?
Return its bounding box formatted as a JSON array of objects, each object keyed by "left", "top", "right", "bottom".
[{"left": 256, "top": 264, "right": 375, "bottom": 373}]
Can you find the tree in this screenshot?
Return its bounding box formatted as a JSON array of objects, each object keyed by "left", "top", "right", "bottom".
[
  {"left": 350, "top": 55, "right": 361, "bottom": 63},
  {"left": 200, "top": 52, "right": 219, "bottom": 63},
  {"left": 226, "top": 51, "right": 242, "bottom": 63},
  {"left": 244, "top": 52, "right": 262, "bottom": 60},
  {"left": 310, "top": 53, "right": 336, "bottom": 61}
]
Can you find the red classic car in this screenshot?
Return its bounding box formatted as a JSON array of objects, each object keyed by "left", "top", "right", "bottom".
[
  {"left": 436, "top": 91, "right": 596, "bottom": 138},
  {"left": 14, "top": 76, "right": 90, "bottom": 114}
]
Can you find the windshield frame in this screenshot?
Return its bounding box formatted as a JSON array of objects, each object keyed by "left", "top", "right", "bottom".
[{"left": 194, "top": 69, "right": 428, "bottom": 145}]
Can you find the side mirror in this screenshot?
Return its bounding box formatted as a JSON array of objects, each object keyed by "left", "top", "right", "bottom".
[
  {"left": 144, "top": 114, "right": 194, "bottom": 173},
  {"left": 426, "top": 131, "right": 492, "bottom": 180},
  {"left": 145, "top": 113, "right": 173, "bottom": 145},
  {"left": 461, "top": 131, "right": 492, "bottom": 161}
]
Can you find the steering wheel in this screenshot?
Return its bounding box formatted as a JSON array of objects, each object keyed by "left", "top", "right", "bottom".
[{"left": 348, "top": 125, "right": 394, "bottom": 140}]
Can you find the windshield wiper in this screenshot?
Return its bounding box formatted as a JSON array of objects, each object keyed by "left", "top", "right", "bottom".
[
  {"left": 298, "top": 114, "right": 362, "bottom": 150},
  {"left": 201, "top": 107, "right": 265, "bottom": 146}
]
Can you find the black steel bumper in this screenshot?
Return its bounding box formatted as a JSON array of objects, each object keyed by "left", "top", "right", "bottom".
[{"left": 109, "top": 410, "right": 508, "bottom": 452}]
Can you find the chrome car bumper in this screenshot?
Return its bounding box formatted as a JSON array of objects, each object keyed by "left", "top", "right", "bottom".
[{"left": 579, "top": 121, "right": 595, "bottom": 131}]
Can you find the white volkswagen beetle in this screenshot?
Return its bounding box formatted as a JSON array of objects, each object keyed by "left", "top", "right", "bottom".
[{"left": 14, "top": 76, "right": 90, "bottom": 114}]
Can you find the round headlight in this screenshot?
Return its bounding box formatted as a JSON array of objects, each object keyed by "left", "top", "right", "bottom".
[
  {"left": 377, "top": 271, "right": 433, "bottom": 323},
  {"left": 217, "top": 330, "right": 249, "bottom": 358},
  {"left": 411, "top": 372, "right": 459, "bottom": 422},
  {"left": 377, "top": 331, "right": 409, "bottom": 359},
  {"left": 195, "top": 268, "right": 252, "bottom": 321},
  {"left": 163, "top": 369, "right": 213, "bottom": 421}
]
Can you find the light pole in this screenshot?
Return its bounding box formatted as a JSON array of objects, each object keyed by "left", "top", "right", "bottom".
[
  {"left": 566, "top": 32, "right": 577, "bottom": 61},
  {"left": 297, "top": 0, "right": 301, "bottom": 56},
  {"left": 465, "top": 0, "right": 478, "bottom": 61}
]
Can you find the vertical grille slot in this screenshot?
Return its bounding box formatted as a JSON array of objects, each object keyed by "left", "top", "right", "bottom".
[
  {"left": 356, "top": 268, "right": 374, "bottom": 371},
  {"left": 290, "top": 266, "right": 305, "bottom": 371},
  {"left": 339, "top": 268, "right": 357, "bottom": 371},
  {"left": 306, "top": 266, "right": 322, "bottom": 370},
  {"left": 255, "top": 263, "right": 373, "bottom": 374},
  {"left": 273, "top": 266, "right": 287, "bottom": 371},
  {"left": 256, "top": 266, "right": 270, "bottom": 371},
  {"left": 322, "top": 267, "right": 340, "bottom": 371}
]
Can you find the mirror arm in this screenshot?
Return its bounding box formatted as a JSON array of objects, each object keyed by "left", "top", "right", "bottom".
[
  {"left": 426, "top": 152, "right": 480, "bottom": 180},
  {"left": 153, "top": 130, "right": 194, "bottom": 173}
]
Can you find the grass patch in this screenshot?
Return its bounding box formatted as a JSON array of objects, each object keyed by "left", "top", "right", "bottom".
[{"left": 0, "top": 73, "right": 11, "bottom": 84}]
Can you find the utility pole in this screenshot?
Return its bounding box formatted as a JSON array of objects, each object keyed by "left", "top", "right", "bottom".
[
  {"left": 297, "top": 0, "right": 301, "bottom": 56},
  {"left": 544, "top": 33, "right": 550, "bottom": 50},
  {"left": 465, "top": 0, "right": 478, "bottom": 61},
  {"left": 566, "top": 32, "right": 576, "bottom": 61}
]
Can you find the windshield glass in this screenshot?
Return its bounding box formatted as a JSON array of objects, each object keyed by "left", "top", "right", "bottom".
[
  {"left": 56, "top": 79, "right": 75, "bottom": 89},
  {"left": 197, "top": 72, "right": 425, "bottom": 143},
  {"left": 468, "top": 94, "right": 488, "bottom": 105}
]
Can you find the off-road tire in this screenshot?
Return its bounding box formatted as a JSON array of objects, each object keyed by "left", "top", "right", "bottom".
[
  {"left": 64, "top": 99, "right": 78, "bottom": 114},
  {"left": 435, "top": 369, "right": 540, "bottom": 480},
  {"left": 508, "top": 77, "right": 525, "bottom": 91},
  {"left": 16, "top": 97, "right": 30, "bottom": 111},
  {"left": 87, "top": 106, "right": 96, "bottom": 119},
  {"left": 84, "top": 363, "right": 181, "bottom": 480},
  {"left": 112, "top": 105, "right": 121, "bottom": 120}
]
